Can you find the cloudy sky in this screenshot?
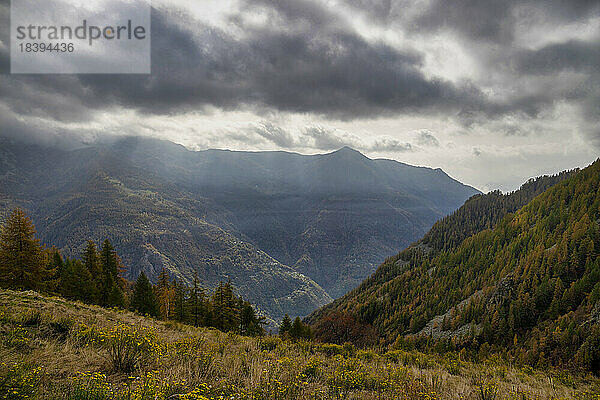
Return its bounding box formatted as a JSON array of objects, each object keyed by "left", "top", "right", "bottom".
[{"left": 0, "top": 0, "right": 599, "bottom": 192}]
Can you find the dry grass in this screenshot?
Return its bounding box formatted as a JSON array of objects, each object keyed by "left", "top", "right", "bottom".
[{"left": 0, "top": 289, "right": 598, "bottom": 400}]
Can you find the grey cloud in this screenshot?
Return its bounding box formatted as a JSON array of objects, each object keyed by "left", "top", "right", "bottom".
[
  {"left": 404, "top": 0, "right": 600, "bottom": 147},
  {"left": 0, "top": 107, "right": 100, "bottom": 149},
  {"left": 412, "top": 0, "right": 599, "bottom": 44},
  {"left": 415, "top": 130, "right": 440, "bottom": 147},
  {"left": 237, "top": 0, "right": 343, "bottom": 31},
  {"left": 415, "top": 0, "right": 515, "bottom": 44},
  {"left": 0, "top": 1, "right": 488, "bottom": 125},
  {"left": 370, "top": 137, "right": 413, "bottom": 152},
  {"left": 510, "top": 38, "right": 600, "bottom": 144},
  {"left": 0, "top": 0, "right": 9, "bottom": 73},
  {"left": 342, "top": 0, "right": 395, "bottom": 22},
  {"left": 303, "top": 126, "right": 359, "bottom": 150},
  {"left": 515, "top": 40, "right": 600, "bottom": 75},
  {"left": 252, "top": 122, "right": 297, "bottom": 148},
  {"left": 250, "top": 122, "right": 416, "bottom": 153},
  {"left": 0, "top": 0, "right": 598, "bottom": 150}
]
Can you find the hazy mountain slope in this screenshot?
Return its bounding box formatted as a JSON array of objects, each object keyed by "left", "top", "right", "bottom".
[
  {"left": 310, "top": 160, "right": 600, "bottom": 370},
  {"left": 104, "top": 138, "right": 479, "bottom": 297},
  {"left": 0, "top": 136, "right": 478, "bottom": 317},
  {"left": 308, "top": 169, "right": 577, "bottom": 325},
  {"left": 0, "top": 137, "right": 331, "bottom": 324}
]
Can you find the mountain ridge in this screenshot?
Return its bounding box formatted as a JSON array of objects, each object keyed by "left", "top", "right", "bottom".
[{"left": 0, "top": 135, "right": 479, "bottom": 321}]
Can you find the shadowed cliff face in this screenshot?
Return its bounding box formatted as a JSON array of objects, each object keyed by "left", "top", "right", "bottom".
[{"left": 0, "top": 135, "right": 479, "bottom": 321}]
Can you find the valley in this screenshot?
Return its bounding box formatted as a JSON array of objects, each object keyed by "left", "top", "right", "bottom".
[{"left": 0, "top": 136, "right": 478, "bottom": 323}]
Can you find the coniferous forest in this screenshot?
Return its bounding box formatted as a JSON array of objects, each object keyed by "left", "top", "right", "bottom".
[
  {"left": 310, "top": 160, "right": 600, "bottom": 374},
  {"left": 0, "top": 208, "right": 267, "bottom": 337}
]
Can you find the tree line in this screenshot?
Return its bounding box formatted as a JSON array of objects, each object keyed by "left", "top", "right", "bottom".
[{"left": 0, "top": 208, "right": 271, "bottom": 337}]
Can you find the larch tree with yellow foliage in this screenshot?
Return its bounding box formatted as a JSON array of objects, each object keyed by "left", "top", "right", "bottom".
[{"left": 0, "top": 208, "right": 54, "bottom": 291}]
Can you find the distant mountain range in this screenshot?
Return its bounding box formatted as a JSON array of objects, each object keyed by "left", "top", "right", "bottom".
[{"left": 0, "top": 135, "right": 479, "bottom": 323}]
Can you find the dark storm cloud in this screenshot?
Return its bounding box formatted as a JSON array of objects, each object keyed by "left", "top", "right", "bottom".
[
  {"left": 511, "top": 38, "right": 600, "bottom": 145},
  {"left": 0, "top": 0, "right": 488, "bottom": 124},
  {"left": 0, "top": 0, "right": 9, "bottom": 73},
  {"left": 412, "top": 0, "right": 600, "bottom": 44},
  {"left": 0, "top": 0, "right": 599, "bottom": 150},
  {"left": 337, "top": 0, "right": 600, "bottom": 147},
  {"left": 515, "top": 40, "right": 600, "bottom": 75},
  {"left": 0, "top": 46, "right": 7, "bottom": 75},
  {"left": 82, "top": 1, "right": 487, "bottom": 119}
]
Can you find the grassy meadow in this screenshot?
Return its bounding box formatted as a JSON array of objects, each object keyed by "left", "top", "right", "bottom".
[{"left": 1, "top": 289, "right": 599, "bottom": 400}]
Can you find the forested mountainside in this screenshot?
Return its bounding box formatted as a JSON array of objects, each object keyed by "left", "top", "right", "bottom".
[
  {"left": 309, "top": 161, "right": 600, "bottom": 371},
  {"left": 0, "top": 135, "right": 478, "bottom": 322},
  {"left": 419, "top": 169, "right": 578, "bottom": 253},
  {"left": 309, "top": 168, "right": 577, "bottom": 323}
]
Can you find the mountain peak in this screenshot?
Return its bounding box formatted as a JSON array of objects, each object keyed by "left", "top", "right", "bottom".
[{"left": 328, "top": 146, "right": 369, "bottom": 159}]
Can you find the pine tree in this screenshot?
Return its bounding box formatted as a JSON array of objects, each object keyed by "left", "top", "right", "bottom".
[
  {"left": 0, "top": 208, "right": 49, "bottom": 291},
  {"left": 130, "top": 271, "right": 159, "bottom": 317},
  {"left": 239, "top": 301, "right": 265, "bottom": 336},
  {"left": 50, "top": 250, "right": 64, "bottom": 278},
  {"left": 82, "top": 241, "right": 102, "bottom": 303},
  {"left": 108, "top": 283, "right": 125, "bottom": 308},
  {"left": 290, "top": 316, "right": 311, "bottom": 340},
  {"left": 99, "top": 240, "right": 124, "bottom": 307},
  {"left": 173, "top": 281, "right": 188, "bottom": 323},
  {"left": 60, "top": 259, "right": 93, "bottom": 302},
  {"left": 188, "top": 269, "right": 205, "bottom": 327},
  {"left": 290, "top": 317, "right": 302, "bottom": 339},
  {"left": 212, "top": 280, "right": 239, "bottom": 331},
  {"left": 279, "top": 314, "right": 292, "bottom": 336},
  {"left": 40, "top": 247, "right": 60, "bottom": 293}
]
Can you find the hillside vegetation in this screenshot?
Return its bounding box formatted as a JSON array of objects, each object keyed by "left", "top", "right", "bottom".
[
  {"left": 0, "top": 136, "right": 479, "bottom": 323},
  {"left": 2, "top": 289, "right": 600, "bottom": 399},
  {"left": 310, "top": 161, "right": 600, "bottom": 372}
]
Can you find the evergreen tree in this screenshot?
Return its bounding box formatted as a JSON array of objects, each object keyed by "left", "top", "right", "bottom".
[
  {"left": 188, "top": 269, "right": 206, "bottom": 327},
  {"left": 0, "top": 208, "right": 50, "bottom": 291},
  {"left": 279, "top": 314, "right": 292, "bottom": 336},
  {"left": 99, "top": 239, "right": 125, "bottom": 307},
  {"left": 60, "top": 259, "right": 93, "bottom": 302},
  {"left": 211, "top": 280, "right": 238, "bottom": 331},
  {"left": 173, "top": 281, "right": 188, "bottom": 323},
  {"left": 82, "top": 240, "right": 102, "bottom": 303},
  {"left": 41, "top": 247, "right": 61, "bottom": 293},
  {"left": 130, "top": 271, "right": 159, "bottom": 317},
  {"left": 50, "top": 250, "right": 64, "bottom": 278},
  {"left": 290, "top": 317, "right": 303, "bottom": 339},
  {"left": 108, "top": 283, "right": 126, "bottom": 308},
  {"left": 239, "top": 301, "right": 265, "bottom": 336},
  {"left": 290, "top": 316, "right": 311, "bottom": 340}
]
